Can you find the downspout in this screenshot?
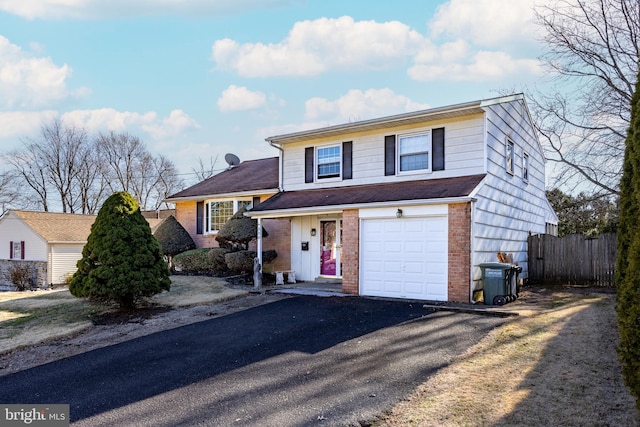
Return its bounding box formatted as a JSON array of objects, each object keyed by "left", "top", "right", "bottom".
[
  {"left": 469, "top": 199, "right": 477, "bottom": 304},
  {"left": 255, "top": 217, "right": 263, "bottom": 289},
  {"left": 267, "top": 138, "right": 285, "bottom": 192},
  {"left": 254, "top": 139, "right": 285, "bottom": 288}
]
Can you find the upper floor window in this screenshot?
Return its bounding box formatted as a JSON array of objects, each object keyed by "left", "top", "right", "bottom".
[
  {"left": 523, "top": 152, "right": 529, "bottom": 182},
  {"left": 385, "top": 128, "right": 444, "bottom": 176},
  {"left": 204, "top": 199, "right": 251, "bottom": 234},
  {"left": 305, "top": 141, "right": 352, "bottom": 183},
  {"left": 398, "top": 133, "right": 430, "bottom": 172},
  {"left": 317, "top": 145, "right": 341, "bottom": 179},
  {"left": 506, "top": 139, "right": 515, "bottom": 175}
]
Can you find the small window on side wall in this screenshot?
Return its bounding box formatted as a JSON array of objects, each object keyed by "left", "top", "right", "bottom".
[
  {"left": 506, "top": 138, "right": 515, "bottom": 175},
  {"left": 523, "top": 152, "right": 529, "bottom": 182},
  {"left": 10, "top": 241, "right": 24, "bottom": 260}
]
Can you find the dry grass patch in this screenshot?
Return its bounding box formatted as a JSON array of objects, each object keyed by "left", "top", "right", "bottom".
[
  {"left": 0, "top": 275, "right": 246, "bottom": 355},
  {"left": 151, "top": 275, "right": 246, "bottom": 306},
  {"left": 376, "top": 288, "right": 639, "bottom": 427},
  {"left": 0, "top": 291, "right": 96, "bottom": 353}
]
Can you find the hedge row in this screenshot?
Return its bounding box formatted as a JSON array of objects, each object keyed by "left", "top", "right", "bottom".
[{"left": 173, "top": 248, "right": 277, "bottom": 275}]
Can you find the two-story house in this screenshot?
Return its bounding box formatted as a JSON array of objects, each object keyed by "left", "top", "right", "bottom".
[{"left": 244, "top": 94, "right": 557, "bottom": 302}]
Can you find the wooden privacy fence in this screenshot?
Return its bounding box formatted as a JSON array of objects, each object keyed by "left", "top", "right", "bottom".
[{"left": 528, "top": 233, "right": 617, "bottom": 287}]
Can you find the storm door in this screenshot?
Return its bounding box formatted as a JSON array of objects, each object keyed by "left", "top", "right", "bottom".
[{"left": 320, "top": 219, "right": 342, "bottom": 277}]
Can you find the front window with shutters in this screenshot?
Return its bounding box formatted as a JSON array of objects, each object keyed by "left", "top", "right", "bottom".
[
  {"left": 204, "top": 199, "right": 251, "bottom": 234},
  {"left": 398, "top": 132, "right": 430, "bottom": 172},
  {"left": 317, "top": 145, "right": 341, "bottom": 179}
]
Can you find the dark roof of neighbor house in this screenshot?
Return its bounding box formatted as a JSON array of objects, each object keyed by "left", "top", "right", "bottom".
[
  {"left": 250, "top": 174, "right": 486, "bottom": 213},
  {"left": 10, "top": 210, "right": 96, "bottom": 243},
  {"left": 166, "top": 157, "right": 279, "bottom": 201}
]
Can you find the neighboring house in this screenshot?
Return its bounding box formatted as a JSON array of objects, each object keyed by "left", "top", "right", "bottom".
[
  {"left": 0, "top": 210, "right": 96, "bottom": 288},
  {"left": 0, "top": 210, "right": 169, "bottom": 289},
  {"left": 164, "top": 157, "right": 291, "bottom": 272},
  {"left": 244, "top": 94, "right": 558, "bottom": 302}
]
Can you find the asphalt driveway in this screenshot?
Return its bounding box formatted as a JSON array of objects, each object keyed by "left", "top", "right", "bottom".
[{"left": 0, "top": 295, "right": 506, "bottom": 426}]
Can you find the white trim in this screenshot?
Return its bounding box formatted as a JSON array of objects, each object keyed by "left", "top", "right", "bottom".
[
  {"left": 165, "top": 189, "right": 277, "bottom": 203},
  {"left": 247, "top": 196, "right": 475, "bottom": 219}
]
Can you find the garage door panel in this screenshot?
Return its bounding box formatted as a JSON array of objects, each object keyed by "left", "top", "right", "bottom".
[
  {"left": 384, "top": 261, "right": 403, "bottom": 273},
  {"left": 361, "top": 217, "right": 448, "bottom": 301}
]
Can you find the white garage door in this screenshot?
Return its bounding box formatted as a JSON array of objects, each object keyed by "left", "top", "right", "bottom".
[
  {"left": 51, "top": 245, "right": 84, "bottom": 285},
  {"left": 361, "top": 216, "right": 448, "bottom": 301}
]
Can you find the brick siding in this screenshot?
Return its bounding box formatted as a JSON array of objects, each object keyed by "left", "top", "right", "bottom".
[
  {"left": 341, "top": 209, "right": 360, "bottom": 295},
  {"left": 175, "top": 200, "right": 291, "bottom": 272},
  {"left": 448, "top": 202, "right": 471, "bottom": 302}
]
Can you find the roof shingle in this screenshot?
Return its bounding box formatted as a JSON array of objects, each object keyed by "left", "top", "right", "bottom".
[
  {"left": 167, "top": 157, "right": 279, "bottom": 200},
  {"left": 250, "top": 174, "right": 485, "bottom": 213},
  {"left": 11, "top": 210, "right": 96, "bottom": 243}
]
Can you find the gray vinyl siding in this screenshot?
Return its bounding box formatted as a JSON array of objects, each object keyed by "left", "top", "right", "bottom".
[{"left": 472, "top": 99, "right": 552, "bottom": 285}]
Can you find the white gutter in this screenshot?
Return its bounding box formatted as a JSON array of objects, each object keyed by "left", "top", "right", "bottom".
[
  {"left": 246, "top": 196, "right": 476, "bottom": 219},
  {"left": 165, "top": 189, "right": 277, "bottom": 203}
]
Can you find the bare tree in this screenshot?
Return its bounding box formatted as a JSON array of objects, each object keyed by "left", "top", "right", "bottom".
[
  {"left": 7, "top": 148, "right": 50, "bottom": 211},
  {"left": 532, "top": 0, "right": 639, "bottom": 195},
  {"left": 7, "top": 120, "right": 99, "bottom": 213},
  {"left": 191, "top": 155, "right": 219, "bottom": 181},
  {"left": 39, "top": 120, "right": 90, "bottom": 213},
  {"left": 96, "top": 131, "right": 145, "bottom": 194},
  {"left": 0, "top": 168, "right": 21, "bottom": 214},
  {"left": 96, "top": 131, "right": 183, "bottom": 210}
]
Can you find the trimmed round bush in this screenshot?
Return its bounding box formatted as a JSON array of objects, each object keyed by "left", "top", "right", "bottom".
[
  {"left": 225, "top": 250, "right": 278, "bottom": 273},
  {"left": 173, "top": 248, "right": 215, "bottom": 274},
  {"left": 207, "top": 247, "right": 231, "bottom": 272}
]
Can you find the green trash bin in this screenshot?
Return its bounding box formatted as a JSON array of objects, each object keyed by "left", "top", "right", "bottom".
[{"left": 480, "top": 262, "right": 513, "bottom": 306}]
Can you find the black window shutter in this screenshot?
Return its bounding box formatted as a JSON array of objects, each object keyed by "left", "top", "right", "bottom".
[
  {"left": 20, "top": 241, "right": 25, "bottom": 260},
  {"left": 433, "top": 127, "right": 445, "bottom": 171},
  {"left": 305, "top": 147, "right": 314, "bottom": 183},
  {"left": 9, "top": 241, "right": 13, "bottom": 259},
  {"left": 196, "top": 201, "right": 203, "bottom": 235},
  {"left": 342, "top": 141, "right": 353, "bottom": 180},
  {"left": 384, "top": 135, "right": 396, "bottom": 176}
]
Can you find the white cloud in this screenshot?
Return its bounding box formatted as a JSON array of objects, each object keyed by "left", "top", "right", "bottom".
[
  {"left": 60, "top": 108, "right": 200, "bottom": 141},
  {"left": 0, "top": 0, "right": 291, "bottom": 20},
  {"left": 0, "top": 36, "right": 87, "bottom": 109},
  {"left": 305, "top": 88, "right": 429, "bottom": 122},
  {"left": 429, "top": 0, "right": 538, "bottom": 46},
  {"left": 142, "top": 109, "right": 201, "bottom": 140},
  {"left": 217, "top": 85, "right": 267, "bottom": 112},
  {"left": 212, "top": 16, "right": 427, "bottom": 77},
  {"left": 408, "top": 50, "right": 543, "bottom": 81},
  {"left": 0, "top": 110, "right": 58, "bottom": 139}
]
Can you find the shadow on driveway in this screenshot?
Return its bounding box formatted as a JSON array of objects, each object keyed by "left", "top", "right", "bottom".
[{"left": 0, "top": 296, "right": 506, "bottom": 426}]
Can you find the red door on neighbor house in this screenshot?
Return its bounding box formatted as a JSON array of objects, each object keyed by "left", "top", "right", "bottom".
[{"left": 320, "top": 220, "right": 342, "bottom": 277}]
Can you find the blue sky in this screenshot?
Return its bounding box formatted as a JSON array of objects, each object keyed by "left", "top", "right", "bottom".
[{"left": 0, "top": 0, "right": 547, "bottom": 186}]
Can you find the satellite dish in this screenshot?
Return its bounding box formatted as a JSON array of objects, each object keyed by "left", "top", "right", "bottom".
[{"left": 225, "top": 153, "right": 240, "bottom": 169}]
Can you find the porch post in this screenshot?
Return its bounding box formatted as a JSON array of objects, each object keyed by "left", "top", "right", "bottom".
[{"left": 255, "top": 217, "right": 263, "bottom": 289}]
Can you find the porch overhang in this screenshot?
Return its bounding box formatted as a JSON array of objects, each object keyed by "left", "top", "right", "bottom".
[{"left": 245, "top": 174, "right": 486, "bottom": 219}]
